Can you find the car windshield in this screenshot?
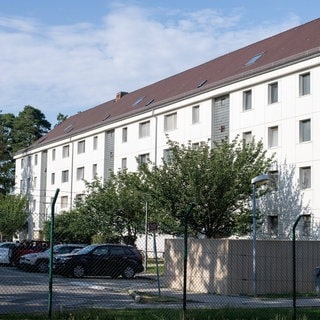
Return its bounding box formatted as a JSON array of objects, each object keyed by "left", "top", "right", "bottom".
[{"left": 74, "top": 244, "right": 96, "bottom": 255}]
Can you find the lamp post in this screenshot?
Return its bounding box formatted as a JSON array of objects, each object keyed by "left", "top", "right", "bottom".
[{"left": 251, "top": 174, "right": 270, "bottom": 297}]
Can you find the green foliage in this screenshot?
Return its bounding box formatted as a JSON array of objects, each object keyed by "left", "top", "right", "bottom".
[
  {"left": 140, "top": 137, "right": 274, "bottom": 238},
  {"left": 0, "top": 106, "right": 51, "bottom": 194},
  {"left": 12, "top": 105, "right": 51, "bottom": 153},
  {"left": 46, "top": 172, "right": 147, "bottom": 245},
  {"left": 0, "top": 194, "right": 29, "bottom": 240},
  {"left": 0, "top": 112, "right": 15, "bottom": 194}
]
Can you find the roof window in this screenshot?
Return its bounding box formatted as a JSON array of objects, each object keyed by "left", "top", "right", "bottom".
[
  {"left": 64, "top": 124, "right": 73, "bottom": 133},
  {"left": 197, "top": 80, "right": 207, "bottom": 88},
  {"left": 102, "top": 114, "right": 111, "bottom": 121},
  {"left": 132, "top": 96, "right": 146, "bottom": 107},
  {"left": 245, "top": 52, "right": 264, "bottom": 66},
  {"left": 145, "top": 99, "right": 154, "bottom": 107}
]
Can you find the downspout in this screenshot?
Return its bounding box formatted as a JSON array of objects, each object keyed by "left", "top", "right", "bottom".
[
  {"left": 153, "top": 109, "right": 158, "bottom": 166},
  {"left": 70, "top": 140, "right": 74, "bottom": 211}
]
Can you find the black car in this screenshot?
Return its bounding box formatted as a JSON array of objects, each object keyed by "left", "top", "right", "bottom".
[{"left": 53, "top": 243, "right": 144, "bottom": 279}]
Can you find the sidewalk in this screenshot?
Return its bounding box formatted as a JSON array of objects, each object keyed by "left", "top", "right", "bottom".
[{"left": 135, "top": 274, "right": 320, "bottom": 309}]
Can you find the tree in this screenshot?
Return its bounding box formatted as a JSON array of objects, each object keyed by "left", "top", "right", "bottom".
[
  {"left": 140, "top": 137, "right": 274, "bottom": 238},
  {"left": 0, "top": 112, "right": 15, "bottom": 194},
  {"left": 12, "top": 105, "right": 51, "bottom": 153},
  {"left": 0, "top": 194, "right": 29, "bottom": 241},
  {"left": 45, "top": 171, "right": 147, "bottom": 245},
  {"left": 257, "top": 162, "right": 312, "bottom": 239},
  {"left": 54, "top": 113, "right": 68, "bottom": 127}
]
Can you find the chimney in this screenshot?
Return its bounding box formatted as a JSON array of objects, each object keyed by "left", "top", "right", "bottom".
[{"left": 116, "top": 91, "right": 128, "bottom": 102}]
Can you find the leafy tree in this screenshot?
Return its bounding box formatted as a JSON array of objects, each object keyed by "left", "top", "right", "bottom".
[
  {"left": 54, "top": 113, "right": 68, "bottom": 127},
  {"left": 0, "top": 112, "right": 15, "bottom": 194},
  {"left": 0, "top": 194, "right": 29, "bottom": 241},
  {"left": 258, "top": 162, "right": 312, "bottom": 239},
  {"left": 12, "top": 105, "right": 51, "bottom": 153},
  {"left": 140, "top": 137, "right": 274, "bottom": 238},
  {"left": 45, "top": 171, "right": 147, "bottom": 245}
]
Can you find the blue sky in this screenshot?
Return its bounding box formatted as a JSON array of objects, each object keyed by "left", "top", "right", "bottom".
[{"left": 1, "top": 0, "right": 319, "bottom": 125}]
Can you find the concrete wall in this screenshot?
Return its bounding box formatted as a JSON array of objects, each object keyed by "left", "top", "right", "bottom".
[{"left": 163, "top": 239, "right": 320, "bottom": 295}]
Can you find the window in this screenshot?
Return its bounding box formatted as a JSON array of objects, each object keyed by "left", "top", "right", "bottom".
[
  {"left": 192, "top": 105, "right": 200, "bottom": 124},
  {"left": 77, "top": 167, "right": 84, "bottom": 180},
  {"left": 139, "top": 121, "right": 150, "bottom": 138},
  {"left": 61, "top": 196, "right": 68, "bottom": 209},
  {"left": 299, "top": 119, "right": 311, "bottom": 142},
  {"left": 92, "top": 164, "right": 97, "bottom": 178},
  {"left": 243, "top": 90, "right": 252, "bottom": 110},
  {"left": 268, "top": 215, "right": 278, "bottom": 237},
  {"left": 77, "top": 140, "right": 85, "bottom": 154},
  {"left": 52, "top": 149, "right": 56, "bottom": 161},
  {"left": 302, "top": 215, "right": 311, "bottom": 237},
  {"left": 61, "top": 170, "right": 69, "bottom": 183},
  {"left": 93, "top": 136, "right": 98, "bottom": 150},
  {"left": 163, "top": 149, "right": 173, "bottom": 164},
  {"left": 34, "top": 154, "right": 38, "bottom": 165},
  {"left": 299, "top": 72, "right": 310, "bottom": 96},
  {"left": 21, "top": 158, "right": 24, "bottom": 168},
  {"left": 242, "top": 131, "right": 252, "bottom": 144},
  {"left": 121, "top": 158, "right": 127, "bottom": 169},
  {"left": 268, "top": 82, "right": 278, "bottom": 104},
  {"left": 51, "top": 173, "right": 55, "bottom": 185},
  {"left": 300, "top": 166, "right": 311, "bottom": 189},
  {"left": 75, "top": 194, "right": 85, "bottom": 201},
  {"left": 122, "top": 127, "right": 128, "bottom": 143},
  {"left": 62, "top": 145, "right": 69, "bottom": 158},
  {"left": 28, "top": 156, "right": 31, "bottom": 166},
  {"left": 268, "top": 126, "right": 278, "bottom": 148},
  {"left": 33, "top": 177, "right": 37, "bottom": 188},
  {"left": 138, "top": 153, "right": 149, "bottom": 165},
  {"left": 192, "top": 142, "right": 200, "bottom": 149},
  {"left": 164, "top": 112, "right": 177, "bottom": 131},
  {"left": 268, "top": 170, "right": 279, "bottom": 190}
]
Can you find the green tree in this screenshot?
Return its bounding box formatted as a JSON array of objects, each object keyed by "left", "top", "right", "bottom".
[
  {"left": 140, "top": 137, "right": 274, "bottom": 238},
  {"left": 45, "top": 172, "right": 147, "bottom": 245},
  {"left": 12, "top": 105, "right": 51, "bottom": 153},
  {"left": 0, "top": 112, "right": 15, "bottom": 194},
  {"left": 54, "top": 113, "right": 68, "bottom": 127},
  {"left": 0, "top": 194, "right": 29, "bottom": 241}
]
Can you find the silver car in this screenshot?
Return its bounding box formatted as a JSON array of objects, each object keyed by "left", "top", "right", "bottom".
[
  {"left": 0, "top": 242, "right": 16, "bottom": 265},
  {"left": 19, "top": 244, "right": 86, "bottom": 272}
]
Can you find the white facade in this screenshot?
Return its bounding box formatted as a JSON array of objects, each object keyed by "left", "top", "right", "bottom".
[{"left": 14, "top": 20, "right": 320, "bottom": 239}]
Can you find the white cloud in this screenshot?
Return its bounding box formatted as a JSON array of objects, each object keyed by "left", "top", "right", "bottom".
[{"left": 0, "top": 5, "right": 301, "bottom": 125}]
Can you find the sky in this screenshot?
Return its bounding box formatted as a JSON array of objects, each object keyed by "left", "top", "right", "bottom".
[{"left": 0, "top": 0, "right": 319, "bottom": 126}]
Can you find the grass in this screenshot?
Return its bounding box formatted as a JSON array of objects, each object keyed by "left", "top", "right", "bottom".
[{"left": 1, "top": 307, "right": 320, "bottom": 320}]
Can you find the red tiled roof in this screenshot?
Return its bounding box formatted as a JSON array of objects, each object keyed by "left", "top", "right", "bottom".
[{"left": 31, "top": 18, "right": 320, "bottom": 149}]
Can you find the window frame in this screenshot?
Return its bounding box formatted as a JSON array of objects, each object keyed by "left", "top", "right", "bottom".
[
  {"left": 77, "top": 140, "right": 86, "bottom": 154},
  {"left": 299, "top": 166, "right": 311, "bottom": 189},
  {"left": 299, "top": 72, "right": 310, "bottom": 96},
  {"left": 243, "top": 90, "right": 252, "bottom": 111},
  {"left": 268, "top": 82, "right": 278, "bottom": 104},
  {"left": 192, "top": 105, "right": 200, "bottom": 124},
  {"left": 61, "top": 170, "right": 69, "bottom": 183},
  {"left": 299, "top": 119, "right": 311, "bottom": 142},
  {"left": 164, "top": 112, "right": 177, "bottom": 131},
  {"left": 139, "top": 121, "right": 150, "bottom": 138},
  {"left": 268, "top": 126, "right": 278, "bottom": 148}
]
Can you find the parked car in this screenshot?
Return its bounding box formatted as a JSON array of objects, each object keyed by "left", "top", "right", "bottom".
[
  {"left": 19, "top": 243, "right": 87, "bottom": 273},
  {"left": 10, "top": 240, "right": 50, "bottom": 266},
  {"left": 53, "top": 243, "right": 144, "bottom": 279},
  {"left": 0, "top": 242, "right": 16, "bottom": 265}
]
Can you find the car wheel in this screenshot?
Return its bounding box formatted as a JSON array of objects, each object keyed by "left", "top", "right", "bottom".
[
  {"left": 73, "top": 265, "right": 85, "bottom": 278},
  {"left": 37, "top": 260, "right": 49, "bottom": 273},
  {"left": 122, "top": 266, "right": 135, "bottom": 279}
]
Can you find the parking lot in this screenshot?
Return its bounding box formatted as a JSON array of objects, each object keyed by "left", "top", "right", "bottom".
[{"left": 0, "top": 266, "right": 161, "bottom": 314}]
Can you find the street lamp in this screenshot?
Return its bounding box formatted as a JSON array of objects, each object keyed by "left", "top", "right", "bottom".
[{"left": 251, "top": 174, "right": 270, "bottom": 297}]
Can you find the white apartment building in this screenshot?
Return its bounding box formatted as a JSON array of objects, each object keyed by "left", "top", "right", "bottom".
[{"left": 14, "top": 18, "right": 320, "bottom": 240}]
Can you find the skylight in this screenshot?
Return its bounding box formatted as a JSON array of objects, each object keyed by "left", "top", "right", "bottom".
[
  {"left": 245, "top": 52, "right": 264, "bottom": 66},
  {"left": 197, "top": 80, "right": 207, "bottom": 88},
  {"left": 64, "top": 124, "right": 73, "bottom": 133},
  {"left": 102, "top": 114, "right": 111, "bottom": 121},
  {"left": 145, "top": 98, "right": 154, "bottom": 106},
  {"left": 132, "top": 96, "right": 146, "bottom": 107}
]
